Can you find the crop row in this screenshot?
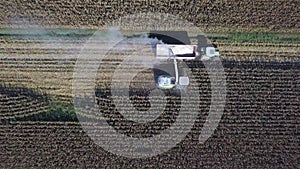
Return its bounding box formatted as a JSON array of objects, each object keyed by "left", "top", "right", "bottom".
[
  {"left": 1, "top": 0, "right": 299, "bottom": 29},
  {"left": 0, "top": 85, "right": 49, "bottom": 120},
  {"left": 0, "top": 111, "right": 298, "bottom": 168}
]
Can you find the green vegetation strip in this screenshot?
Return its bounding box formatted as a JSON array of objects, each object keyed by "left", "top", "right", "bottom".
[
  {"left": 15, "top": 102, "right": 78, "bottom": 122},
  {"left": 207, "top": 33, "right": 300, "bottom": 43},
  {"left": 0, "top": 28, "right": 299, "bottom": 43},
  {"left": 226, "top": 33, "right": 300, "bottom": 43},
  {"left": 0, "top": 28, "right": 95, "bottom": 40}
]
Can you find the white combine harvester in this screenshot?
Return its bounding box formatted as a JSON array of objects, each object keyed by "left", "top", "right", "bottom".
[
  {"left": 149, "top": 31, "right": 220, "bottom": 90},
  {"left": 155, "top": 44, "right": 192, "bottom": 89}
]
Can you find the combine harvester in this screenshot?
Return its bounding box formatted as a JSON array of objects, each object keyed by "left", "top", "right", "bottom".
[{"left": 148, "top": 31, "right": 220, "bottom": 90}]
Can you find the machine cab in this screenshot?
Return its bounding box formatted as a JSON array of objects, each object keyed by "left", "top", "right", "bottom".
[{"left": 157, "top": 75, "right": 176, "bottom": 89}]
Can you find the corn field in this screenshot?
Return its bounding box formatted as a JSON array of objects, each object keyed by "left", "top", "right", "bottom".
[{"left": 0, "top": 0, "right": 299, "bottom": 168}]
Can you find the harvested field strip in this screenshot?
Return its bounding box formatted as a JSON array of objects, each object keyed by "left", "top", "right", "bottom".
[
  {"left": 1, "top": 50, "right": 298, "bottom": 62},
  {"left": 1, "top": 58, "right": 299, "bottom": 68},
  {"left": 2, "top": 36, "right": 299, "bottom": 46},
  {"left": 1, "top": 39, "right": 299, "bottom": 48},
  {"left": 1, "top": 57, "right": 298, "bottom": 103},
  {"left": 1, "top": 50, "right": 299, "bottom": 58}
]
